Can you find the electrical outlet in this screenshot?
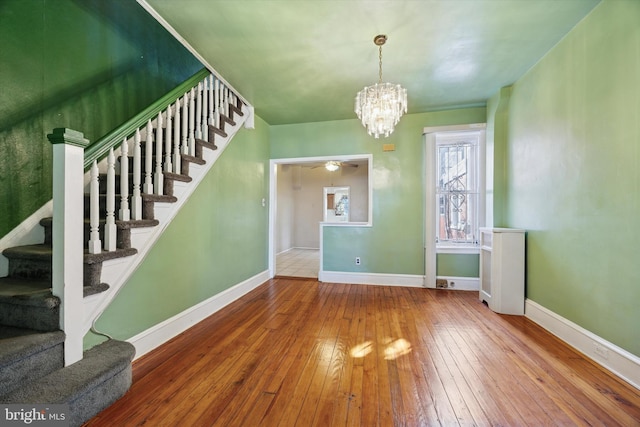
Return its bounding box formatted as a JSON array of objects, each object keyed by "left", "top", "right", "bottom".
[
  {"left": 594, "top": 342, "right": 609, "bottom": 360},
  {"left": 355, "top": 257, "right": 361, "bottom": 265}
]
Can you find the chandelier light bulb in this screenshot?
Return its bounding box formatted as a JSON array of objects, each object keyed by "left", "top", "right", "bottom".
[{"left": 325, "top": 161, "right": 340, "bottom": 172}]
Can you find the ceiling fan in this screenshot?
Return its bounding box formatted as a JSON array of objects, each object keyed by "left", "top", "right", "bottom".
[{"left": 311, "top": 161, "right": 359, "bottom": 171}]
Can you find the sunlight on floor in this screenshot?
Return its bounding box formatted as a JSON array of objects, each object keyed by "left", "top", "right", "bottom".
[{"left": 349, "top": 338, "right": 412, "bottom": 360}]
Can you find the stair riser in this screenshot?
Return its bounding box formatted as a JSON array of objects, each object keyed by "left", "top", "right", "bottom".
[
  {"left": 6, "top": 250, "right": 122, "bottom": 288},
  {"left": 9, "top": 259, "right": 51, "bottom": 282},
  {"left": 0, "top": 340, "right": 63, "bottom": 397},
  {"left": 0, "top": 303, "right": 59, "bottom": 332},
  {"left": 84, "top": 262, "right": 102, "bottom": 289}
]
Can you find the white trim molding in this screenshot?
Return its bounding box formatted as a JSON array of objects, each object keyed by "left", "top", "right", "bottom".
[
  {"left": 436, "top": 276, "right": 479, "bottom": 291},
  {"left": 318, "top": 271, "right": 424, "bottom": 287},
  {"left": 269, "top": 154, "right": 373, "bottom": 279},
  {"left": 526, "top": 299, "right": 640, "bottom": 390},
  {"left": 128, "top": 270, "right": 270, "bottom": 360},
  {"left": 424, "top": 123, "right": 487, "bottom": 289}
]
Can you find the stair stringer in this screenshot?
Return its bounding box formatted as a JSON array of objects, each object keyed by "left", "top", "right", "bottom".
[{"left": 82, "top": 105, "right": 249, "bottom": 339}]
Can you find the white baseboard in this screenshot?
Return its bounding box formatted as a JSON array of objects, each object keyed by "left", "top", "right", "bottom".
[
  {"left": 435, "top": 276, "right": 479, "bottom": 291},
  {"left": 128, "top": 270, "right": 270, "bottom": 360},
  {"left": 318, "top": 270, "right": 424, "bottom": 287},
  {"left": 525, "top": 299, "right": 640, "bottom": 390}
]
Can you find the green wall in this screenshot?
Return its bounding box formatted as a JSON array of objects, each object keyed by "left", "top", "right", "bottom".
[
  {"left": 271, "top": 108, "right": 486, "bottom": 275},
  {"left": 0, "top": 0, "right": 203, "bottom": 238},
  {"left": 87, "top": 115, "right": 270, "bottom": 347},
  {"left": 486, "top": 86, "right": 512, "bottom": 228},
  {"left": 500, "top": 0, "right": 640, "bottom": 356},
  {"left": 437, "top": 254, "right": 479, "bottom": 278}
]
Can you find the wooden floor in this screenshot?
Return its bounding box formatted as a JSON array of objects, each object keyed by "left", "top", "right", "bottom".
[{"left": 86, "top": 278, "right": 640, "bottom": 426}]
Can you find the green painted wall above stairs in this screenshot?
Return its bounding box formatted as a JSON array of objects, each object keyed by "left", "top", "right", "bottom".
[{"left": 0, "top": 0, "right": 203, "bottom": 238}]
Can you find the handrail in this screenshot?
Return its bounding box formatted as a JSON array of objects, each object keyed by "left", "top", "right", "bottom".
[{"left": 83, "top": 67, "right": 210, "bottom": 169}]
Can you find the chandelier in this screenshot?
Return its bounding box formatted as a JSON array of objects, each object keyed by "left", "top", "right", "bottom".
[{"left": 355, "top": 35, "right": 407, "bottom": 138}]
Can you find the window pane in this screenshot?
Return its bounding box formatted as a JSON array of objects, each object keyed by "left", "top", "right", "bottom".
[
  {"left": 436, "top": 140, "right": 478, "bottom": 245},
  {"left": 437, "top": 192, "right": 478, "bottom": 244}
]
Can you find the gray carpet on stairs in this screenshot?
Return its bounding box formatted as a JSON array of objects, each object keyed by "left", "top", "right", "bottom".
[
  {"left": 0, "top": 326, "right": 65, "bottom": 397},
  {"left": 1, "top": 339, "right": 135, "bottom": 427},
  {"left": 0, "top": 281, "right": 60, "bottom": 331}
]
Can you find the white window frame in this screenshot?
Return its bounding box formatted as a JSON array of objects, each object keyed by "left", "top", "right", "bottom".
[{"left": 424, "top": 124, "right": 486, "bottom": 286}]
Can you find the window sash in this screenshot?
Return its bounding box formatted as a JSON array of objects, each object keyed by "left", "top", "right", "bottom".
[{"left": 435, "top": 136, "right": 480, "bottom": 245}]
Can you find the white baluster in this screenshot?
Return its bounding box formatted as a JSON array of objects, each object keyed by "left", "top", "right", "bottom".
[
  {"left": 155, "top": 111, "right": 164, "bottom": 195},
  {"left": 88, "top": 160, "right": 101, "bottom": 254},
  {"left": 173, "top": 98, "right": 181, "bottom": 174},
  {"left": 201, "top": 79, "right": 208, "bottom": 142},
  {"left": 144, "top": 120, "right": 154, "bottom": 194},
  {"left": 220, "top": 83, "right": 225, "bottom": 122},
  {"left": 181, "top": 93, "right": 189, "bottom": 155},
  {"left": 132, "top": 129, "right": 143, "bottom": 220},
  {"left": 214, "top": 79, "right": 220, "bottom": 128},
  {"left": 119, "top": 137, "right": 130, "bottom": 221},
  {"left": 165, "top": 105, "right": 173, "bottom": 173},
  {"left": 220, "top": 84, "right": 225, "bottom": 119},
  {"left": 104, "top": 148, "right": 117, "bottom": 251},
  {"left": 196, "top": 82, "right": 202, "bottom": 141},
  {"left": 189, "top": 88, "right": 196, "bottom": 156},
  {"left": 224, "top": 86, "right": 229, "bottom": 118},
  {"left": 208, "top": 75, "right": 214, "bottom": 126}
]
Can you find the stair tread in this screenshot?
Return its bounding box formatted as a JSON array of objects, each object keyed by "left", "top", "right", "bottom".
[
  {"left": 209, "top": 123, "right": 228, "bottom": 138},
  {"left": 115, "top": 219, "right": 160, "bottom": 229},
  {"left": 0, "top": 339, "right": 135, "bottom": 425},
  {"left": 1, "top": 339, "right": 133, "bottom": 398},
  {"left": 84, "top": 283, "right": 109, "bottom": 297},
  {"left": 182, "top": 153, "right": 206, "bottom": 165},
  {"left": 3, "top": 245, "right": 139, "bottom": 264},
  {"left": 3, "top": 244, "right": 52, "bottom": 260},
  {"left": 0, "top": 326, "right": 64, "bottom": 367},
  {"left": 77, "top": 218, "right": 160, "bottom": 228},
  {"left": 84, "top": 247, "right": 137, "bottom": 265},
  {"left": 229, "top": 103, "right": 244, "bottom": 117},
  {"left": 195, "top": 137, "right": 218, "bottom": 151},
  {"left": 141, "top": 193, "right": 178, "bottom": 203},
  {"left": 164, "top": 171, "right": 193, "bottom": 183}
]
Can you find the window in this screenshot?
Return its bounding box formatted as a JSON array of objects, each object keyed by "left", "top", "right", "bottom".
[{"left": 434, "top": 131, "right": 482, "bottom": 248}]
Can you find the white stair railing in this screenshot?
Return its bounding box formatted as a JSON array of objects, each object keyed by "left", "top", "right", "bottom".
[{"left": 49, "top": 72, "right": 247, "bottom": 366}]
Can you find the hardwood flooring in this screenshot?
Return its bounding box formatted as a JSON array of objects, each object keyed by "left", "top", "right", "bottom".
[{"left": 85, "top": 278, "right": 640, "bottom": 426}]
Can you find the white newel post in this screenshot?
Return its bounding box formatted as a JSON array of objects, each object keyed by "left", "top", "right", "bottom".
[{"left": 47, "top": 128, "right": 88, "bottom": 366}]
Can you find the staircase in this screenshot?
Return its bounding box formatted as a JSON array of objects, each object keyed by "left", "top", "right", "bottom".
[{"left": 0, "top": 69, "right": 249, "bottom": 425}]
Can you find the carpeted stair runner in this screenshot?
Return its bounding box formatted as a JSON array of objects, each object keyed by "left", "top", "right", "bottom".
[
  {"left": 1, "top": 338, "right": 135, "bottom": 427},
  {"left": 0, "top": 326, "right": 65, "bottom": 397}
]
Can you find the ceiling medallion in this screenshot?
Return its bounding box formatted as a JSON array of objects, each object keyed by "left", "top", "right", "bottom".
[{"left": 354, "top": 35, "right": 408, "bottom": 138}]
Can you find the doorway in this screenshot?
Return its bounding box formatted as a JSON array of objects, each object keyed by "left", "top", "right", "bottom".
[{"left": 268, "top": 155, "right": 371, "bottom": 279}]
